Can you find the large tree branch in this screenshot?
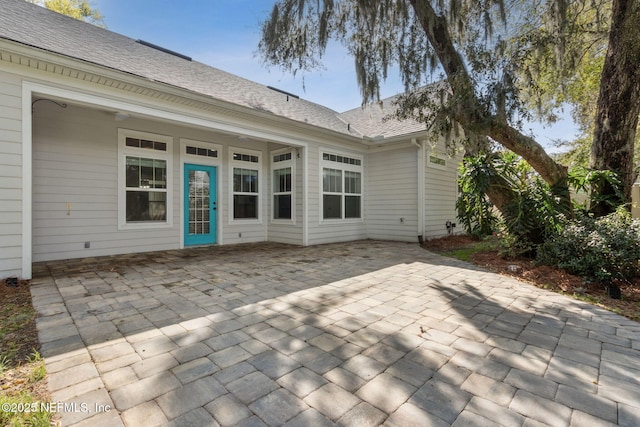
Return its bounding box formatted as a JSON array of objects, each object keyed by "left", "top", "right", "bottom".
[
  {"left": 484, "top": 119, "right": 569, "bottom": 192},
  {"left": 408, "top": 0, "right": 569, "bottom": 195}
]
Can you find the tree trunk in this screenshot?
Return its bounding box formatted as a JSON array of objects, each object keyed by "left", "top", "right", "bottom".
[
  {"left": 590, "top": 0, "right": 640, "bottom": 216},
  {"left": 409, "top": 0, "right": 570, "bottom": 209}
]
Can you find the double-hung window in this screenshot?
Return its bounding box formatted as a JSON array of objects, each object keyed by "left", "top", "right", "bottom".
[
  {"left": 321, "top": 151, "right": 363, "bottom": 220},
  {"left": 231, "top": 149, "right": 261, "bottom": 220},
  {"left": 272, "top": 151, "right": 294, "bottom": 221},
  {"left": 118, "top": 129, "right": 172, "bottom": 229}
]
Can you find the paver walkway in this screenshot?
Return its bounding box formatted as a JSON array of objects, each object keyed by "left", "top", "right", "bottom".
[{"left": 31, "top": 241, "right": 640, "bottom": 426}]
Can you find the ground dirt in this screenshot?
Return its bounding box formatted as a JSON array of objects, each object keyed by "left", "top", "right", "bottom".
[
  {"left": 422, "top": 235, "right": 640, "bottom": 321},
  {"left": 1, "top": 278, "right": 53, "bottom": 424},
  {"left": 0, "top": 279, "right": 39, "bottom": 366}
]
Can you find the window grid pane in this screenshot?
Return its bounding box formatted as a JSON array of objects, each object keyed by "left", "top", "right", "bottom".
[
  {"left": 273, "top": 152, "right": 292, "bottom": 162},
  {"left": 234, "top": 168, "right": 258, "bottom": 193},
  {"left": 322, "top": 152, "right": 361, "bottom": 166},
  {"left": 125, "top": 137, "right": 167, "bottom": 152},
  {"left": 186, "top": 146, "right": 218, "bottom": 158},
  {"left": 345, "top": 171, "right": 361, "bottom": 194},
  {"left": 273, "top": 167, "right": 292, "bottom": 193},
  {"left": 234, "top": 195, "right": 258, "bottom": 219},
  {"left": 345, "top": 195, "right": 361, "bottom": 218},
  {"left": 321, "top": 157, "right": 362, "bottom": 220},
  {"left": 323, "top": 195, "right": 341, "bottom": 219},
  {"left": 233, "top": 153, "right": 259, "bottom": 163},
  {"left": 126, "top": 157, "right": 166, "bottom": 189},
  {"left": 323, "top": 168, "right": 342, "bottom": 193},
  {"left": 274, "top": 194, "right": 292, "bottom": 219},
  {"left": 126, "top": 191, "right": 167, "bottom": 222}
]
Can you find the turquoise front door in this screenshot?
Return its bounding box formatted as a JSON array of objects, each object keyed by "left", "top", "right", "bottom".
[{"left": 184, "top": 164, "right": 217, "bottom": 245}]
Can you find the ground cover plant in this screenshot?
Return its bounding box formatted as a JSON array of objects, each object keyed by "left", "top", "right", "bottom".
[
  {"left": 537, "top": 209, "right": 640, "bottom": 285},
  {"left": 0, "top": 279, "right": 54, "bottom": 427},
  {"left": 456, "top": 150, "right": 640, "bottom": 301}
]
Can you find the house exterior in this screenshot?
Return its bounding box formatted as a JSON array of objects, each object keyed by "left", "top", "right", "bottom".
[{"left": 0, "top": 0, "right": 462, "bottom": 280}]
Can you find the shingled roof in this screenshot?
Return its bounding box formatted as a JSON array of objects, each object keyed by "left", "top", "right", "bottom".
[
  {"left": 0, "top": 0, "right": 425, "bottom": 140},
  {"left": 340, "top": 94, "right": 426, "bottom": 139}
]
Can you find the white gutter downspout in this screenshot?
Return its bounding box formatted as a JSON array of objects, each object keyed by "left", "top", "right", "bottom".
[{"left": 411, "top": 138, "right": 425, "bottom": 243}]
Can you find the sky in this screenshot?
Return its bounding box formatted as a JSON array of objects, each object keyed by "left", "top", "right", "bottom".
[{"left": 90, "top": 0, "right": 577, "bottom": 151}]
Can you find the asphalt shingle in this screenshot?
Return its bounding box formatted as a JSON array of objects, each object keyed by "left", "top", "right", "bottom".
[{"left": 0, "top": 0, "right": 425, "bottom": 140}]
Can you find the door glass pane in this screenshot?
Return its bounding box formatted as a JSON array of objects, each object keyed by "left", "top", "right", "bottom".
[{"left": 188, "top": 170, "right": 210, "bottom": 235}]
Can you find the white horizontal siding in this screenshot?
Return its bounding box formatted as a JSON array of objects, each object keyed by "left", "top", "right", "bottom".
[
  {"left": 366, "top": 147, "right": 418, "bottom": 242},
  {"left": 35, "top": 234, "right": 183, "bottom": 262},
  {"left": 222, "top": 222, "right": 268, "bottom": 245},
  {"left": 32, "top": 103, "right": 182, "bottom": 261},
  {"left": 268, "top": 149, "right": 303, "bottom": 245},
  {"left": 306, "top": 144, "right": 368, "bottom": 245},
  {"left": 221, "top": 139, "right": 269, "bottom": 245},
  {"left": 0, "top": 70, "right": 23, "bottom": 278},
  {"left": 424, "top": 143, "right": 462, "bottom": 238},
  {"left": 31, "top": 99, "right": 288, "bottom": 261}
]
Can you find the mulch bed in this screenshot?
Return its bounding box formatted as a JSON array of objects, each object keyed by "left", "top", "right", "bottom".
[
  {"left": 423, "top": 235, "right": 640, "bottom": 321},
  {"left": 0, "top": 279, "right": 40, "bottom": 366}
]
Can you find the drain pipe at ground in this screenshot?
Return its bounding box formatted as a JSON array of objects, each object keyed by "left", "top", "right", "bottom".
[{"left": 411, "top": 138, "right": 425, "bottom": 244}]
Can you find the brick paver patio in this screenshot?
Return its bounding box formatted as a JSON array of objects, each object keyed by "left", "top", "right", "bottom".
[{"left": 31, "top": 241, "right": 640, "bottom": 426}]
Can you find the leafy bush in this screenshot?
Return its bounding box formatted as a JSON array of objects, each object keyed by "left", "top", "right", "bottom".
[
  {"left": 537, "top": 209, "right": 640, "bottom": 284},
  {"left": 456, "top": 154, "right": 499, "bottom": 239},
  {"left": 499, "top": 174, "right": 567, "bottom": 248},
  {"left": 458, "top": 151, "right": 567, "bottom": 250},
  {"left": 567, "top": 166, "right": 624, "bottom": 214}
]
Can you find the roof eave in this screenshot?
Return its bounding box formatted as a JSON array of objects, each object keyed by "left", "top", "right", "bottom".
[{"left": 0, "top": 36, "right": 422, "bottom": 146}]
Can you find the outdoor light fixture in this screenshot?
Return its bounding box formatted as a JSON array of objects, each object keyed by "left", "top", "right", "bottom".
[{"left": 114, "top": 112, "right": 130, "bottom": 121}]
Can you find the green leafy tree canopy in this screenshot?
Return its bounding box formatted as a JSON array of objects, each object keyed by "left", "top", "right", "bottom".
[{"left": 28, "top": 0, "right": 104, "bottom": 25}]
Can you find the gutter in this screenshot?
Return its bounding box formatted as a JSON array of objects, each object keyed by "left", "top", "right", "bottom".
[{"left": 411, "top": 138, "right": 425, "bottom": 243}]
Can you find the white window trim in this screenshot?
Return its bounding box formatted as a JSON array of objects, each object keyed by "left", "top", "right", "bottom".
[
  {"left": 180, "top": 139, "right": 223, "bottom": 247},
  {"left": 270, "top": 148, "right": 296, "bottom": 224},
  {"left": 229, "top": 147, "right": 262, "bottom": 224},
  {"left": 319, "top": 148, "right": 364, "bottom": 224},
  {"left": 118, "top": 129, "right": 173, "bottom": 230},
  {"left": 181, "top": 139, "right": 223, "bottom": 167}
]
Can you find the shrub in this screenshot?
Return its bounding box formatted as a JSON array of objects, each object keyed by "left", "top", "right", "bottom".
[
  {"left": 456, "top": 154, "right": 499, "bottom": 239},
  {"left": 537, "top": 209, "right": 640, "bottom": 284}
]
